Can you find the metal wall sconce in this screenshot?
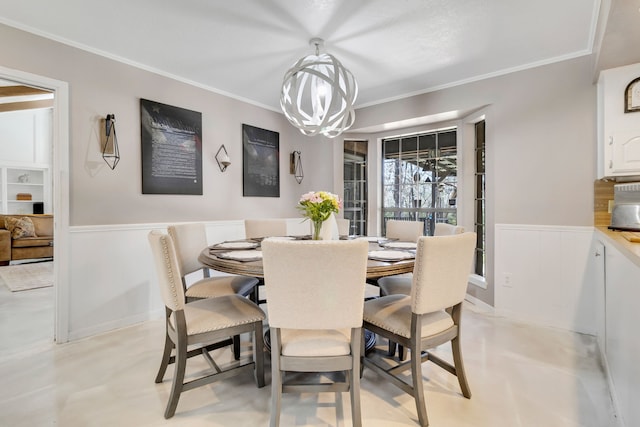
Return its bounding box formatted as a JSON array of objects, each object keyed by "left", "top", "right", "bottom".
[
  {"left": 215, "top": 144, "right": 231, "bottom": 172},
  {"left": 102, "top": 114, "right": 120, "bottom": 170},
  {"left": 290, "top": 150, "right": 304, "bottom": 184}
]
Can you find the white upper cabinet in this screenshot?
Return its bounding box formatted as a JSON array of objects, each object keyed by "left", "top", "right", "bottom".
[{"left": 598, "top": 63, "right": 640, "bottom": 178}]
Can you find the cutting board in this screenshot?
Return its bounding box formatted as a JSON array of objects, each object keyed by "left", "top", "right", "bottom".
[{"left": 621, "top": 232, "right": 640, "bottom": 243}]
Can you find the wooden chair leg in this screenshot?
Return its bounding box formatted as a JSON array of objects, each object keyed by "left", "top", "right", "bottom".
[
  {"left": 350, "top": 329, "right": 363, "bottom": 427},
  {"left": 254, "top": 321, "right": 265, "bottom": 388},
  {"left": 233, "top": 335, "right": 241, "bottom": 360},
  {"left": 387, "top": 340, "right": 397, "bottom": 356},
  {"left": 155, "top": 332, "right": 173, "bottom": 383},
  {"left": 410, "top": 341, "right": 429, "bottom": 427},
  {"left": 155, "top": 308, "right": 174, "bottom": 383},
  {"left": 451, "top": 336, "right": 471, "bottom": 398},
  {"left": 270, "top": 329, "right": 282, "bottom": 427},
  {"left": 165, "top": 332, "right": 187, "bottom": 419}
]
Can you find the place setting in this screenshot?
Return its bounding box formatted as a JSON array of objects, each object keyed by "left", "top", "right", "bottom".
[{"left": 367, "top": 249, "right": 415, "bottom": 262}]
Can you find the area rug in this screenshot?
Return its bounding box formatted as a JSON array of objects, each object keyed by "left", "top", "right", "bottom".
[{"left": 0, "top": 261, "right": 53, "bottom": 292}]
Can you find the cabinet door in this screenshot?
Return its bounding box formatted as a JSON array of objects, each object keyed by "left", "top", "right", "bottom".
[
  {"left": 604, "top": 242, "right": 640, "bottom": 426},
  {"left": 609, "top": 131, "right": 640, "bottom": 175}
]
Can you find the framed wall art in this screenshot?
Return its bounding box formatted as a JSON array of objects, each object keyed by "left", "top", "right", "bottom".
[
  {"left": 140, "top": 99, "right": 202, "bottom": 195},
  {"left": 242, "top": 124, "right": 280, "bottom": 197},
  {"left": 625, "top": 77, "right": 640, "bottom": 113}
]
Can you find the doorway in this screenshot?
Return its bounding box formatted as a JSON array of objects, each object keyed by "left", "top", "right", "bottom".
[
  {"left": 0, "top": 79, "right": 54, "bottom": 359},
  {"left": 0, "top": 66, "right": 70, "bottom": 353}
]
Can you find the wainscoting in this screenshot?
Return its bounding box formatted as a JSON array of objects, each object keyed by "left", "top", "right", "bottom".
[{"left": 494, "top": 224, "right": 599, "bottom": 335}]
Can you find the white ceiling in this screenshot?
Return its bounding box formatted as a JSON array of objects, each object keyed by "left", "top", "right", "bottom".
[{"left": 0, "top": 0, "right": 635, "bottom": 113}]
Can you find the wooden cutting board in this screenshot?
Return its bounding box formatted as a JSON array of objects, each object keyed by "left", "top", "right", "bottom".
[{"left": 621, "top": 232, "right": 640, "bottom": 243}]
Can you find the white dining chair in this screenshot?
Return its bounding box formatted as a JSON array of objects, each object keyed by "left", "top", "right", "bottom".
[
  {"left": 379, "top": 224, "right": 466, "bottom": 358},
  {"left": 148, "top": 230, "right": 265, "bottom": 419},
  {"left": 261, "top": 238, "right": 369, "bottom": 427},
  {"left": 386, "top": 219, "right": 423, "bottom": 242},
  {"left": 363, "top": 232, "right": 476, "bottom": 427},
  {"left": 244, "top": 219, "right": 287, "bottom": 239}
]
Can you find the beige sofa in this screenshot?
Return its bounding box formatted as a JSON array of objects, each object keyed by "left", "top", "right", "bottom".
[{"left": 0, "top": 214, "right": 53, "bottom": 265}]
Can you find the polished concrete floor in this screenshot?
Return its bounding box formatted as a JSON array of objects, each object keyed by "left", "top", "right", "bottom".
[{"left": 0, "top": 283, "right": 620, "bottom": 427}]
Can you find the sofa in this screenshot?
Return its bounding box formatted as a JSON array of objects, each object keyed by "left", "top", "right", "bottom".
[{"left": 0, "top": 214, "right": 53, "bottom": 265}]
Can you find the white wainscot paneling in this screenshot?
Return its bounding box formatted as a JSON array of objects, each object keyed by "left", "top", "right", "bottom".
[
  {"left": 495, "top": 224, "right": 597, "bottom": 334},
  {"left": 67, "top": 220, "right": 246, "bottom": 340}
]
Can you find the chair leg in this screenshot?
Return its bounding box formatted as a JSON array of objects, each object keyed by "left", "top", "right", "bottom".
[
  {"left": 270, "top": 329, "right": 282, "bottom": 427},
  {"left": 350, "top": 329, "right": 363, "bottom": 427},
  {"left": 164, "top": 332, "right": 187, "bottom": 419},
  {"left": 410, "top": 342, "right": 429, "bottom": 427},
  {"left": 155, "top": 331, "right": 173, "bottom": 383},
  {"left": 387, "top": 340, "right": 397, "bottom": 356},
  {"left": 451, "top": 336, "right": 471, "bottom": 398},
  {"left": 254, "top": 321, "right": 265, "bottom": 388},
  {"left": 155, "top": 308, "right": 173, "bottom": 383},
  {"left": 233, "top": 335, "right": 241, "bottom": 360}
]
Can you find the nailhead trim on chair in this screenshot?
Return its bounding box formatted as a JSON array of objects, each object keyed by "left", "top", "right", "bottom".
[{"left": 160, "top": 234, "right": 180, "bottom": 310}]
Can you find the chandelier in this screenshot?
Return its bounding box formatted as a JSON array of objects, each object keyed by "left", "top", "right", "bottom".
[{"left": 280, "top": 38, "right": 358, "bottom": 138}]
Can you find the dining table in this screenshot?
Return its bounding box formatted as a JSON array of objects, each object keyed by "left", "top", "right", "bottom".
[
  {"left": 198, "top": 236, "right": 417, "bottom": 351},
  {"left": 198, "top": 236, "right": 415, "bottom": 281}
]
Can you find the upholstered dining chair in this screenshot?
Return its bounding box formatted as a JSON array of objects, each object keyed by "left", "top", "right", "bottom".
[
  {"left": 244, "top": 218, "right": 287, "bottom": 239},
  {"left": 363, "top": 232, "right": 476, "bottom": 427},
  {"left": 380, "top": 224, "right": 464, "bottom": 297},
  {"left": 379, "top": 224, "right": 465, "bottom": 359},
  {"left": 336, "top": 217, "right": 351, "bottom": 236},
  {"left": 168, "top": 223, "right": 259, "bottom": 358},
  {"left": 167, "top": 223, "right": 258, "bottom": 301},
  {"left": 385, "top": 219, "right": 423, "bottom": 242},
  {"left": 147, "top": 230, "right": 265, "bottom": 419},
  {"left": 261, "top": 238, "right": 369, "bottom": 427}
]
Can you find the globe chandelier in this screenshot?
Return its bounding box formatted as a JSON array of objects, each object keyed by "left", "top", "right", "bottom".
[{"left": 280, "top": 38, "right": 358, "bottom": 138}]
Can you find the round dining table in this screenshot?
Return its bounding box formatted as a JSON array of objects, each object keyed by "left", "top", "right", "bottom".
[
  {"left": 198, "top": 237, "right": 416, "bottom": 352},
  {"left": 198, "top": 238, "right": 415, "bottom": 281}
]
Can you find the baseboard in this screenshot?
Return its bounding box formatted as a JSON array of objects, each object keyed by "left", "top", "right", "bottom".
[
  {"left": 67, "top": 312, "right": 150, "bottom": 341},
  {"left": 464, "top": 293, "right": 494, "bottom": 314}
]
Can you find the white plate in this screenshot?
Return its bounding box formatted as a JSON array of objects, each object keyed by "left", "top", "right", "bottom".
[
  {"left": 211, "top": 241, "right": 259, "bottom": 250},
  {"left": 368, "top": 250, "right": 415, "bottom": 261},
  {"left": 216, "top": 250, "right": 263, "bottom": 262},
  {"left": 380, "top": 241, "right": 417, "bottom": 250}
]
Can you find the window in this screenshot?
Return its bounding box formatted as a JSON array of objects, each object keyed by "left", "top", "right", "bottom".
[
  {"left": 474, "top": 121, "right": 486, "bottom": 277},
  {"left": 381, "top": 129, "right": 457, "bottom": 235},
  {"left": 343, "top": 140, "right": 368, "bottom": 236}
]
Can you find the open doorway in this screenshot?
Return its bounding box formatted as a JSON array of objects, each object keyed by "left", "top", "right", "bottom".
[{"left": 0, "top": 78, "right": 55, "bottom": 359}]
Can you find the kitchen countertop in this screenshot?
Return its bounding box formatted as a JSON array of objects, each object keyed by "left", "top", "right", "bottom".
[{"left": 595, "top": 226, "right": 640, "bottom": 268}]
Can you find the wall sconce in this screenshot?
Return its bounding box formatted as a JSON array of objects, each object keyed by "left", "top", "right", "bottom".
[
  {"left": 290, "top": 150, "right": 304, "bottom": 184},
  {"left": 102, "top": 114, "right": 120, "bottom": 170},
  {"left": 215, "top": 144, "right": 231, "bottom": 172}
]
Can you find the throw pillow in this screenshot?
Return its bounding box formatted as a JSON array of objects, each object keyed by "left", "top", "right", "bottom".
[{"left": 4, "top": 217, "right": 37, "bottom": 239}]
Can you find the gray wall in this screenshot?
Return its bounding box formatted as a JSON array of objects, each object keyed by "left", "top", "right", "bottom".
[
  {"left": 0, "top": 23, "right": 336, "bottom": 226},
  {"left": 346, "top": 55, "right": 597, "bottom": 305}
]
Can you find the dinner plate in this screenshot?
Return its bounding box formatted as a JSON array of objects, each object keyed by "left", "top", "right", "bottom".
[
  {"left": 380, "top": 241, "right": 417, "bottom": 250},
  {"left": 216, "top": 250, "right": 263, "bottom": 262},
  {"left": 211, "top": 241, "right": 259, "bottom": 250},
  {"left": 368, "top": 250, "right": 415, "bottom": 262}
]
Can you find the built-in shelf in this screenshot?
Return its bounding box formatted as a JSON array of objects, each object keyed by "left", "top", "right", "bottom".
[{"left": 0, "top": 166, "right": 50, "bottom": 214}]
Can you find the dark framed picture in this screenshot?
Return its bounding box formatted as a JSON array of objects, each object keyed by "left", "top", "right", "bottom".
[
  {"left": 140, "top": 99, "right": 202, "bottom": 195},
  {"left": 242, "top": 124, "right": 280, "bottom": 197},
  {"left": 625, "top": 77, "right": 640, "bottom": 113}
]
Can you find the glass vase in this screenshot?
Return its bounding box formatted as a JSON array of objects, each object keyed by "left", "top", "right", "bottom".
[{"left": 312, "top": 219, "right": 324, "bottom": 240}]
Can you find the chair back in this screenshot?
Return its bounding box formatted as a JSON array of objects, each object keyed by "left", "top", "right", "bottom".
[
  {"left": 386, "top": 219, "right": 423, "bottom": 242},
  {"left": 244, "top": 219, "right": 287, "bottom": 239},
  {"left": 262, "top": 239, "right": 368, "bottom": 330},
  {"left": 433, "top": 223, "right": 464, "bottom": 236},
  {"left": 167, "top": 223, "right": 207, "bottom": 276},
  {"left": 336, "top": 217, "right": 350, "bottom": 236},
  {"left": 411, "top": 232, "right": 476, "bottom": 315},
  {"left": 148, "top": 230, "right": 186, "bottom": 312},
  {"left": 319, "top": 212, "right": 340, "bottom": 240}
]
